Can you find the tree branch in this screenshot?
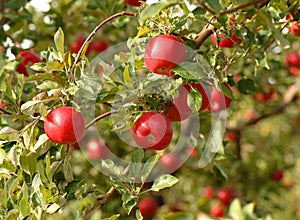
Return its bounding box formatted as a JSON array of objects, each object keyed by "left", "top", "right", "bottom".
[
  {"left": 220, "top": 0, "right": 270, "bottom": 15},
  {"left": 85, "top": 111, "right": 112, "bottom": 130},
  {"left": 197, "top": 0, "right": 215, "bottom": 15},
  {"left": 83, "top": 186, "right": 115, "bottom": 220},
  {"left": 194, "top": 24, "right": 215, "bottom": 49},
  {"left": 70, "top": 11, "right": 138, "bottom": 78}
]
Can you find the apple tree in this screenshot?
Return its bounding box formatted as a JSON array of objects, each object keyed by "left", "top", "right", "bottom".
[{"left": 1, "top": 0, "right": 300, "bottom": 219}]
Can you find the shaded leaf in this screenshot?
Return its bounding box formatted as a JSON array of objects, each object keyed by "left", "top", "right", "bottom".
[
  {"left": 54, "top": 27, "right": 64, "bottom": 57},
  {"left": 238, "top": 78, "right": 256, "bottom": 94},
  {"left": 139, "top": 0, "right": 177, "bottom": 23}
]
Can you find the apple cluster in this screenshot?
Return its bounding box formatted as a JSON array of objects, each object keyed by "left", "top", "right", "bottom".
[
  {"left": 285, "top": 51, "right": 300, "bottom": 76},
  {"left": 203, "top": 186, "right": 235, "bottom": 218},
  {"left": 131, "top": 34, "right": 233, "bottom": 151}
]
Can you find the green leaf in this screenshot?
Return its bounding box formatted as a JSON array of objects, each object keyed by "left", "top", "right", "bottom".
[
  {"left": 54, "top": 27, "right": 65, "bottom": 57},
  {"left": 140, "top": 154, "right": 161, "bottom": 182},
  {"left": 192, "top": 7, "right": 206, "bottom": 18},
  {"left": 0, "top": 127, "right": 19, "bottom": 141},
  {"left": 229, "top": 199, "right": 244, "bottom": 220},
  {"left": 198, "top": 117, "right": 224, "bottom": 168},
  {"left": 139, "top": 0, "right": 178, "bottom": 23},
  {"left": 121, "top": 191, "right": 137, "bottom": 214},
  {"left": 136, "top": 209, "right": 143, "bottom": 220},
  {"left": 187, "top": 88, "right": 202, "bottom": 111},
  {"left": 63, "top": 156, "right": 74, "bottom": 182},
  {"left": 164, "top": 212, "right": 195, "bottom": 220},
  {"left": 77, "top": 71, "right": 102, "bottom": 100},
  {"left": 33, "top": 134, "right": 51, "bottom": 155},
  {"left": 20, "top": 154, "right": 37, "bottom": 175},
  {"left": 19, "top": 183, "right": 31, "bottom": 218},
  {"left": 151, "top": 174, "right": 179, "bottom": 192},
  {"left": 123, "top": 64, "right": 131, "bottom": 84},
  {"left": 46, "top": 203, "right": 61, "bottom": 214},
  {"left": 173, "top": 62, "right": 208, "bottom": 80},
  {"left": 131, "top": 148, "right": 144, "bottom": 163},
  {"left": 258, "top": 10, "right": 289, "bottom": 49},
  {"left": 103, "top": 214, "right": 120, "bottom": 220},
  {"left": 95, "top": 0, "right": 106, "bottom": 10},
  {"left": 238, "top": 78, "right": 257, "bottom": 94},
  {"left": 203, "top": 0, "right": 222, "bottom": 12},
  {"left": 21, "top": 100, "right": 47, "bottom": 116}
]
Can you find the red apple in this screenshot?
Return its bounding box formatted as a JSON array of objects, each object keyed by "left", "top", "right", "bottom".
[
  {"left": 16, "top": 51, "right": 41, "bottom": 76},
  {"left": 285, "top": 52, "right": 300, "bottom": 68},
  {"left": 290, "top": 66, "right": 299, "bottom": 76},
  {"left": 125, "top": 0, "right": 145, "bottom": 6},
  {"left": 138, "top": 196, "right": 158, "bottom": 218},
  {"left": 131, "top": 112, "right": 173, "bottom": 150},
  {"left": 272, "top": 169, "right": 283, "bottom": 182},
  {"left": 210, "top": 204, "right": 225, "bottom": 218},
  {"left": 0, "top": 102, "right": 4, "bottom": 109},
  {"left": 70, "top": 36, "right": 92, "bottom": 55},
  {"left": 225, "top": 132, "right": 237, "bottom": 142},
  {"left": 207, "top": 82, "right": 233, "bottom": 112},
  {"left": 289, "top": 22, "right": 300, "bottom": 36},
  {"left": 44, "top": 107, "right": 85, "bottom": 144},
  {"left": 217, "top": 188, "right": 235, "bottom": 206},
  {"left": 87, "top": 139, "right": 109, "bottom": 160},
  {"left": 211, "top": 33, "right": 242, "bottom": 48},
  {"left": 144, "top": 35, "right": 186, "bottom": 75},
  {"left": 204, "top": 186, "right": 214, "bottom": 199},
  {"left": 160, "top": 154, "right": 181, "bottom": 172},
  {"left": 92, "top": 40, "right": 109, "bottom": 52},
  {"left": 166, "top": 83, "right": 209, "bottom": 121}
]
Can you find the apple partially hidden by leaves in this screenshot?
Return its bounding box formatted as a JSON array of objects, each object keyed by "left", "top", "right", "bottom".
[
  {"left": 87, "top": 139, "right": 109, "bottom": 160},
  {"left": 207, "top": 82, "right": 233, "bottom": 112},
  {"left": 166, "top": 83, "right": 209, "bottom": 121},
  {"left": 16, "top": 51, "right": 41, "bottom": 76},
  {"left": 289, "top": 22, "right": 300, "bottom": 36},
  {"left": 138, "top": 196, "right": 158, "bottom": 218},
  {"left": 70, "top": 36, "right": 93, "bottom": 55},
  {"left": 144, "top": 35, "right": 186, "bottom": 75},
  {"left": 131, "top": 112, "right": 173, "bottom": 150},
  {"left": 44, "top": 106, "right": 85, "bottom": 144},
  {"left": 211, "top": 33, "right": 242, "bottom": 48}
]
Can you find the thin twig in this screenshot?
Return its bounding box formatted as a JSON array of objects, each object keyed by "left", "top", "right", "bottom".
[
  {"left": 0, "top": 107, "right": 12, "bottom": 115},
  {"left": 220, "top": 0, "right": 270, "bottom": 15},
  {"left": 83, "top": 187, "right": 115, "bottom": 220},
  {"left": 197, "top": 0, "right": 215, "bottom": 15},
  {"left": 85, "top": 111, "right": 112, "bottom": 130},
  {"left": 194, "top": 24, "right": 215, "bottom": 49},
  {"left": 70, "top": 11, "right": 138, "bottom": 77}
]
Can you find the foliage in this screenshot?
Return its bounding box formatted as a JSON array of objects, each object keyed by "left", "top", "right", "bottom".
[{"left": 1, "top": 0, "right": 300, "bottom": 219}]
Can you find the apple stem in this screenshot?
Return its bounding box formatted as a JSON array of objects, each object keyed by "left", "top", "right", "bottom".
[{"left": 70, "top": 11, "right": 137, "bottom": 78}]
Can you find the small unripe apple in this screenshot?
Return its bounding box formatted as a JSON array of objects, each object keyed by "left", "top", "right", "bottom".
[
  {"left": 125, "top": 0, "right": 145, "bottom": 6},
  {"left": 285, "top": 52, "right": 300, "bottom": 68},
  {"left": 138, "top": 196, "right": 158, "bottom": 218},
  {"left": 217, "top": 188, "right": 235, "bottom": 206},
  {"left": 160, "top": 154, "right": 181, "bottom": 173},
  {"left": 210, "top": 204, "right": 225, "bottom": 218},
  {"left": 272, "top": 169, "right": 283, "bottom": 182},
  {"left": 44, "top": 107, "right": 85, "bottom": 144},
  {"left": 87, "top": 139, "right": 109, "bottom": 160},
  {"left": 167, "top": 83, "right": 209, "bottom": 121},
  {"left": 289, "top": 22, "right": 300, "bottom": 36},
  {"left": 131, "top": 112, "right": 173, "bottom": 150},
  {"left": 16, "top": 51, "right": 41, "bottom": 76},
  {"left": 211, "top": 33, "right": 242, "bottom": 48},
  {"left": 207, "top": 83, "right": 232, "bottom": 112},
  {"left": 144, "top": 35, "right": 186, "bottom": 75}
]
